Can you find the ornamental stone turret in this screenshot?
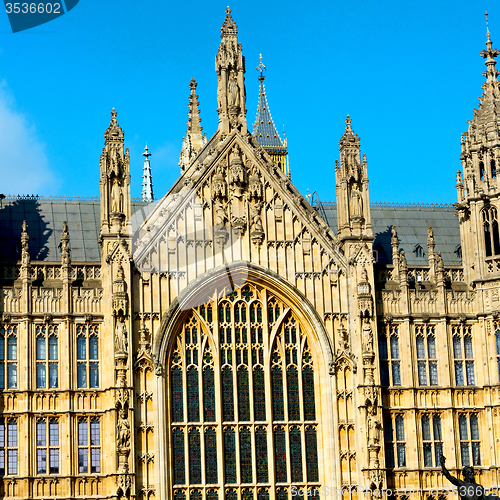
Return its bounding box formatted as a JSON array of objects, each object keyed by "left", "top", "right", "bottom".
[
  {"left": 457, "top": 14, "right": 500, "bottom": 283},
  {"left": 141, "top": 145, "right": 154, "bottom": 202}
]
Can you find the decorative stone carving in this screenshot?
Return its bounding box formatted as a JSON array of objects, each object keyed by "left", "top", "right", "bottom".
[
  {"left": 362, "top": 317, "right": 373, "bottom": 353},
  {"left": 250, "top": 200, "right": 264, "bottom": 246},
  {"left": 115, "top": 314, "right": 128, "bottom": 355}
]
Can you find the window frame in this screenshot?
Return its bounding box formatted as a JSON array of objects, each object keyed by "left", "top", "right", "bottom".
[
  {"left": 379, "top": 324, "right": 401, "bottom": 386},
  {"left": 0, "top": 325, "right": 18, "bottom": 389},
  {"left": 35, "top": 325, "right": 59, "bottom": 389},
  {"left": 458, "top": 413, "right": 481, "bottom": 467},
  {"left": 36, "top": 416, "right": 60, "bottom": 474},
  {"left": 415, "top": 324, "right": 438, "bottom": 387},
  {"left": 77, "top": 416, "right": 101, "bottom": 474},
  {"left": 452, "top": 325, "right": 475, "bottom": 387},
  {"left": 76, "top": 325, "right": 99, "bottom": 389}
]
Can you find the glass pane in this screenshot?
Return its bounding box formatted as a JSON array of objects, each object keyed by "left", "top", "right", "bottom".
[
  {"left": 173, "top": 428, "right": 185, "bottom": 485},
  {"left": 385, "top": 445, "right": 395, "bottom": 467},
  {"left": 380, "top": 361, "right": 390, "bottom": 386},
  {"left": 37, "top": 421, "right": 46, "bottom": 446},
  {"left": 418, "top": 362, "right": 427, "bottom": 385},
  {"left": 435, "top": 443, "right": 443, "bottom": 466},
  {"left": 92, "top": 449, "right": 101, "bottom": 473},
  {"left": 77, "top": 363, "right": 87, "bottom": 388},
  {"left": 424, "top": 443, "right": 432, "bottom": 467},
  {"left": 272, "top": 366, "right": 284, "bottom": 420},
  {"left": 36, "top": 363, "right": 46, "bottom": 389},
  {"left": 253, "top": 367, "right": 266, "bottom": 422},
  {"left": 461, "top": 443, "right": 470, "bottom": 466},
  {"left": 397, "top": 443, "right": 406, "bottom": 467},
  {"left": 239, "top": 427, "right": 252, "bottom": 483},
  {"left": 0, "top": 334, "right": 4, "bottom": 361},
  {"left": 455, "top": 361, "right": 464, "bottom": 386},
  {"left": 89, "top": 336, "right": 98, "bottom": 360},
  {"left": 78, "top": 421, "right": 88, "bottom": 446},
  {"left": 305, "top": 427, "right": 319, "bottom": 482},
  {"left": 496, "top": 332, "right": 500, "bottom": 355},
  {"left": 429, "top": 362, "right": 438, "bottom": 385},
  {"left": 453, "top": 336, "right": 462, "bottom": 358},
  {"left": 287, "top": 366, "right": 300, "bottom": 421},
  {"left": 427, "top": 336, "right": 436, "bottom": 358},
  {"left": 78, "top": 448, "right": 88, "bottom": 473},
  {"left": 89, "top": 362, "right": 99, "bottom": 388},
  {"left": 422, "top": 415, "right": 431, "bottom": 441},
  {"left": 470, "top": 415, "right": 479, "bottom": 440},
  {"left": 7, "top": 450, "right": 16, "bottom": 475},
  {"left": 237, "top": 368, "right": 250, "bottom": 422},
  {"left": 49, "top": 449, "right": 59, "bottom": 474},
  {"left": 433, "top": 416, "right": 442, "bottom": 440},
  {"left": 205, "top": 428, "right": 217, "bottom": 484},
  {"left": 472, "top": 443, "right": 481, "bottom": 466},
  {"left": 0, "top": 365, "right": 4, "bottom": 390},
  {"left": 459, "top": 415, "right": 468, "bottom": 440},
  {"left": 36, "top": 337, "right": 46, "bottom": 360},
  {"left": 289, "top": 427, "right": 303, "bottom": 482},
  {"left": 302, "top": 366, "right": 316, "bottom": 421},
  {"left": 188, "top": 428, "right": 201, "bottom": 484},
  {"left": 48, "top": 336, "right": 57, "bottom": 360},
  {"left": 7, "top": 364, "right": 16, "bottom": 389},
  {"left": 464, "top": 336, "right": 473, "bottom": 358},
  {"left": 395, "top": 415, "right": 405, "bottom": 441},
  {"left": 223, "top": 428, "right": 236, "bottom": 484},
  {"left": 222, "top": 367, "right": 234, "bottom": 422},
  {"left": 392, "top": 361, "right": 401, "bottom": 385},
  {"left": 274, "top": 427, "right": 287, "bottom": 482},
  {"left": 379, "top": 336, "right": 388, "bottom": 359},
  {"left": 7, "top": 337, "right": 16, "bottom": 361},
  {"left": 171, "top": 367, "right": 183, "bottom": 422},
  {"left": 90, "top": 419, "right": 100, "bottom": 446},
  {"left": 49, "top": 363, "right": 58, "bottom": 388},
  {"left": 37, "top": 449, "right": 46, "bottom": 474},
  {"left": 49, "top": 420, "right": 59, "bottom": 446},
  {"left": 0, "top": 421, "right": 4, "bottom": 448},
  {"left": 203, "top": 367, "right": 215, "bottom": 422},
  {"left": 7, "top": 421, "right": 16, "bottom": 447},
  {"left": 390, "top": 335, "right": 399, "bottom": 359},
  {"left": 255, "top": 428, "right": 268, "bottom": 483},
  {"left": 77, "top": 337, "right": 86, "bottom": 360},
  {"left": 466, "top": 361, "right": 475, "bottom": 385},
  {"left": 416, "top": 336, "right": 425, "bottom": 359},
  {"left": 187, "top": 367, "right": 199, "bottom": 422}
]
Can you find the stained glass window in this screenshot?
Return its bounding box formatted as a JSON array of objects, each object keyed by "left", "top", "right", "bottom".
[
  {"left": 173, "top": 428, "right": 185, "bottom": 485},
  {"left": 274, "top": 427, "right": 287, "bottom": 482},
  {"left": 305, "top": 427, "right": 319, "bottom": 481},
  {"left": 187, "top": 367, "right": 200, "bottom": 422},
  {"left": 188, "top": 428, "right": 201, "bottom": 484},
  {"left": 203, "top": 366, "right": 215, "bottom": 422},
  {"left": 290, "top": 427, "right": 303, "bottom": 482},
  {"left": 205, "top": 428, "right": 217, "bottom": 484},
  {"left": 272, "top": 366, "right": 284, "bottom": 421},
  {"left": 222, "top": 367, "right": 234, "bottom": 422},
  {"left": 172, "top": 367, "right": 183, "bottom": 422},
  {"left": 253, "top": 367, "right": 266, "bottom": 421},
  {"left": 238, "top": 367, "right": 250, "bottom": 421},
  {"left": 287, "top": 367, "right": 300, "bottom": 421},
  {"left": 256, "top": 427, "right": 268, "bottom": 483},
  {"left": 224, "top": 428, "right": 236, "bottom": 484},
  {"left": 240, "top": 427, "right": 252, "bottom": 483},
  {"left": 169, "top": 288, "right": 320, "bottom": 496}
]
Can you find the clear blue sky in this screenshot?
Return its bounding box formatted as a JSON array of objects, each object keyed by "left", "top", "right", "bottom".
[{"left": 0, "top": 0, "right": 497, "bottom": 204}]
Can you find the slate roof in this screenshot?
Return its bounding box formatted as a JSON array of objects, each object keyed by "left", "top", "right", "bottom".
[
  {"left": 0, "top": 197, "right": 462, "bottom": 267},
  {"left": 0, "top": 197, "right": 147, "bottom": 263},
  {"left": 252, "top": 77, "right": 287, "bottom": 152},
  {"left": 316, "top": 203, "right": 462, "bottom": 266}
]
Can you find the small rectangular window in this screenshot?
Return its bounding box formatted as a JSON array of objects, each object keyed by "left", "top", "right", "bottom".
[
  {"left": 459, "top": 414, "right": 481, "bottom": 466},
  {"left": 76, "top": 326, "right": 99, "bottom": 389},
  {"left": 35, "top": 326, "right": 58, "bottom": 389},
  {"left": 453, "top": 325, "right": 475, "bottom": 386},
  {"left": 37, "top": 418, "right": 59, "bottom": 475},
  {"left": 78, "top": 418, "right": 100, "bottom": 474}
]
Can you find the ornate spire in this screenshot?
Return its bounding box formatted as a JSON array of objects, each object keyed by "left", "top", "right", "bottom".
[
  {"left": 104, "top": 108, "right": 124, "bottom": 145},
  {"left": 179, "top": 78, "right": 207, "bottom": 171},
  {"left": 252, "top": 55, "right": 288, "bottom": 175},
  {"left": 339, "top": 115, "right": 360, "bottom": 148},
  {"left": 481, "top": 11, "right": 500, "bottom": 91},
  {"left": 215, "top": 7, "right": 246, "bottom": 133},
  {"left": 141, "top": 145, "right": 154, "bottom": 202}
]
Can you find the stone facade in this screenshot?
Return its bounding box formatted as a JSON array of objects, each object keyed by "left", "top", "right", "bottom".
[{"left": 1, "top": 7, "right": 500, "bottom": 500}]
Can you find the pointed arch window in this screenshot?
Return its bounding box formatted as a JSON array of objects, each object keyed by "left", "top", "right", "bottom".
[
  {"left": 379, "top": 324, "right": 401, "bottom": 386},
  {"left": 168, "top": 286, "right": 321, "bottom": 497},
  {"left": 482, "top": 206, "right": 500, "bottom": 257}
]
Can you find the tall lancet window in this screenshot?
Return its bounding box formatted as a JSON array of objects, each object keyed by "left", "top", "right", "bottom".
[
  {"left": 483, "top": 206, "right": 500, "bottom": 258},
  {"left": 169, "top": 286, "right": 321, "bottom": 499}
]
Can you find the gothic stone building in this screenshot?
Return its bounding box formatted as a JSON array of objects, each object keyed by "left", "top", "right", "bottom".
[{"left": 1, "top": 7, "right": 500, "bottom": 500}]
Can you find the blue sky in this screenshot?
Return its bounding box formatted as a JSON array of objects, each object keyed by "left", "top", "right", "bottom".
[{"left": 0, "top": 0, "right": 497, "bottom": 204}]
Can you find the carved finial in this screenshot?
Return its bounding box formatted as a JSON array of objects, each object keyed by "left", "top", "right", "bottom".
[
  {"left": 61, "top": 220, "right": 71, "bottom": 265},
  {"left": 141, "top": 145, "right": 154, "bottom": 202},
  {"left": 481, "top": 12, "right": 499, "bottom": 87},
  {"left": 487, "top": 11, "right": 490, "bottom": 40},
  {"left": 21, "top": 220, "right": 30, "bottom": 265},
  {"left": 345, "top": 115, "right": 352, "bottom": 131},
  {"left": 221, "top": 6, "right": 238, "bottom": 37},
  {"left": 339, "top": 115, "right": 360, "bottom": 148},
  {"left": 257, "top": 53, "right": 266, "bottom": 81}
]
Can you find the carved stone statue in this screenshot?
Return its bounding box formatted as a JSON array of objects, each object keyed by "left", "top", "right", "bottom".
[
  {"left": 351, "top": 184, "right": 363, "bottom": 217},
  {"left": 362, "top": 317, "right": 373, "bottom": 352},
  {"left": 111, "top": 177, "right": 122, "bottom": 213},
  {"left": 228, "top": 73, "right": 240, "bottom": 107},
  {"left": 436, "top": 251, "right": 444, "bottom": 271},
  {"left": 117, "top": 408, "right": 131, "bottom": 451},
  {"left": 441, "top": 455, "right": 499, "bottom": 500},
  {"left": 399, "top": 250, "right": 407, "bottom": 272},
  {"left": 214, "top": 199, "right": 227, "bottom": 227},
  {"left": 367, "top": 407, "right": 381, "bottom": 446},
  {"left": 250, "top": 201, "right": 263, "bottom": 233},
  {"left": 115, "top": 315, "right": 128, "bottom": 354}
]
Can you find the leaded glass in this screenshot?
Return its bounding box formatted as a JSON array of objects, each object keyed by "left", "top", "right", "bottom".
[
  {"left": 172, "top": 367, "right": 183, "bottom": 422},
  {"left": 205, "top": 428, "right": 217, "bottom": 484},
  {"left": 240, "top": 427, "right": 252, "bottom": 483},
  {"left": 207, "top": 491, "right": 218, "bottom": 500},
  {"left": 303, "top": 366, "right": 315, "bottom": 420},
  {"left": 203, "top": 367, "right": 215, "bottom": 422},
  {"left": 222, "top": 367, "right": 234, "bottom": 422},
  {"left": 287, "top": 367, "right": 300, "bottom": 421},
  {"left": 173, "top": 428, "right": 185, "bottom": 485},
  {"left": 258, "top": 489, "right": 270, "bottom": 500},
  {"left": 187, "top": 367, "right": 200, "bottom": 422},
  {"left": 272, "top": 366, "right": 284, "bottom": 421},
  {"left": 224, "top": 428, "right": 236, "bottom": 484},
  {"left": 238, "top": 367, "right": 250, "bottom": 421},
  {"left": 276, "top": 489, "right": 288, "bottom": 500},
  {"left": 191, "top": 491, "right": 202, "bottom": 500},
  {"left": 416, "top": 336, "right": 425, "bottom": 358},
  {"left": 255, "top": 427, "right": 268, "bottom": 483},
  {"left": 290, "top": 427, "right": 303, "bottom": 482},
  {"left": 305, "top": 427, "right": 319, "bottom": 482},
  {"left": 189, "top": 428, "right": 201, "bottom": 484},
  {"left": 242, "top": 489, "right": 253, "bottom": 500},
  {"left": 226, "top": 490, "right": 237, "bottom": 500},
  {"left": 174, "top": 492, "right": 186, "bottom": 500},
  {"left": 422, "top": 415, "right": 431, "bottom": 440},
  {"left": 274, "top": 427, "right": 287, "bottom": 482},
  {"left": 253, "top": 367, "right": 266, "bottom": 421},
  {"left": 390, "top": 335, "right": 399, "bottom": 358}
]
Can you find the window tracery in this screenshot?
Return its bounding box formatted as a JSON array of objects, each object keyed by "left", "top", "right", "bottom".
[
  {"left": 169, "top": 285, "right": 320, "bottom": 497},
  {"left": 482, "top": 206, "right": 500, "bottom": 257}
]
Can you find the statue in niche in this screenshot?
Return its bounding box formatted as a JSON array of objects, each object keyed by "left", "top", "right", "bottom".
[
  {"left": 115, "top": 314, "right": 128, "bottom": 354},
  {"left": 228, "top": 71, "right": 240, "bottom": 107},
  {"left": 351, "top": 183, "right": 363, "bottom": 217},
  {"left": 440, "top": 455, "right": 500, "bottom": 500},
  {"left": 250, "top": 201, "right": 264, "bottom": 233},
  {"left": 362, "top": 317, "right": 373, "bottom": 352},
  {"left": 111, "top": 177, "right": 123, "bottom": 213},
  {"left": 367, "top": 406, "right": 381, "bottom": 446},
  {"left": 117, "top": 407, "right": 130, "bottom": 451},
  {"left": 214, "top": 199, "right": 227, "bottom": 227}
]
